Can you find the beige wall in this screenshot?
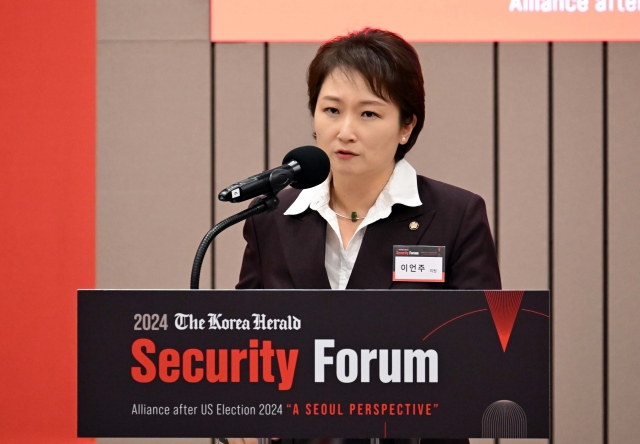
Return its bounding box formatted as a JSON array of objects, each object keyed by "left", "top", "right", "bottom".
[
  {"left": 498, "top": 43, "right": 550, "bottom": 291},
  {"left": 551, "top": 43, "right": 604, "bottom": 444},
  {"left": 97, "top": 0, "right": 212, "bottom": 443},
  {"left": 97, "top": 1, "right": 640, "bottom": 442},
  {"left": 97, "top": 0, "right": 212, "bottom": 291},
  {"left": 410, "top": 43, "right": 495, "bottom": 232},
  {"left": 608, "top": 43, "right": 640, "bottom": 444}
]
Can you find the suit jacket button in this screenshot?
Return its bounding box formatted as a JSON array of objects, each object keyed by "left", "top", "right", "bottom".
[{"left": 409, "top": 221, "right": 419, "bottom": 230}]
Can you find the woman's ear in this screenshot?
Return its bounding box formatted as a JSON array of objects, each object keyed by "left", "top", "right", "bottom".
[{"left": 400, "top": 115, "right": 418, "bottom": 144}]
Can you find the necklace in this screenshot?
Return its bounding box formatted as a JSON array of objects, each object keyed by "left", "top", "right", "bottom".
[
  {"left": 329, "top": 187, "right": 366, "bottom": 222},
  {"left": 333, "top": 210, "right": 365, "bottom": 222}
]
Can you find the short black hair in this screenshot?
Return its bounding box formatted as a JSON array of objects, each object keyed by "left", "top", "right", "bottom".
[{"left": 307, "top": 28, "right": 425, "bottom": 161}]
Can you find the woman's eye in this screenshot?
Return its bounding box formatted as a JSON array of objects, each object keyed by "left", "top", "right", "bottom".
[
  {"left": 362, "top": 111, "right": 379, "bottom": 118},
  {"left": 324, "top": 107, "right": 339, "bottom": 115}
]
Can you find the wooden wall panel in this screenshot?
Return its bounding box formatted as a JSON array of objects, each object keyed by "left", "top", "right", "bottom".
[
  {"left": 214, "top": 43, "right": 265, "bottom": 289},
  {"left": 552, "top": 43, "right": 604, "bottom": 444},
  {"left": 98, "top": 0, "right": 209, "bottom": 40},
  {"left": 268, "top": 43, "right": 320, "bottom": 169},
  {"left": 608, "top": 43, "right": 640, "bottom": 444},
  {"left": 97, "top": 1, "right": 212, "bottom": 443},
  {"left": 97, "top": 45, "right": 211, "bottom": 291},
  {"left": 410, "top": 43, "right": 495, "bottom": 231},
  {"left": 498, "top": 43, "right": 549, "bottom": 290}
]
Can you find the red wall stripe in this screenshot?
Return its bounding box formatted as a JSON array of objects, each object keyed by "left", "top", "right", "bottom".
[{"left": 0, "top": 1, "right": 95, "bottom": 442}]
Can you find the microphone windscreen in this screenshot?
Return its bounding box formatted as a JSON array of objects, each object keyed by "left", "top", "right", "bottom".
[{"left": 282, "top": 146, "right": 330, "bottom": 190}]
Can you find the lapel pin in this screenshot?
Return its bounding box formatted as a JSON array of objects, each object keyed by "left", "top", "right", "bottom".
[{"left": 409, "top": 221, "right": 419, "bottom": 231}]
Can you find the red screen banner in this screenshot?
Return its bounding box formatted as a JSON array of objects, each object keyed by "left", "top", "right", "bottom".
[{"left": 211, "top": 0, "right": 640, "bottom": 42}]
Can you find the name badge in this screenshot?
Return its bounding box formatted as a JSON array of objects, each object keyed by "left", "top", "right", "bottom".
[{"left": 393, "top": 245, "right": 445, "bottom": 282}]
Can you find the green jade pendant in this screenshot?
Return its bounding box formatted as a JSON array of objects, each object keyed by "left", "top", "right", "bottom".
[{"left": 351, "top": 211, "right": 358, "bottom": 222}]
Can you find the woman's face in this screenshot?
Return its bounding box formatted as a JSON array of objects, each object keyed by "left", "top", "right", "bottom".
[{"left": 314, "top": 68, "right": 415, "bottom": 180}]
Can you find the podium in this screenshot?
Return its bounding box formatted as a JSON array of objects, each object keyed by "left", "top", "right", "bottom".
[{"left": 77, "top": 289, "right": 550, "bottom": 439}]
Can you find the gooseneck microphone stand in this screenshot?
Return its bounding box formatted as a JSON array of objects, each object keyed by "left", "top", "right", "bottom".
[{"left": 190, "top": 194, "right": 280, "bottom": 289}]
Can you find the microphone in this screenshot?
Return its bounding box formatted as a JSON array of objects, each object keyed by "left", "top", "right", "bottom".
[{"left": 218, "top": 146, "right": 330, "bottom": 203}]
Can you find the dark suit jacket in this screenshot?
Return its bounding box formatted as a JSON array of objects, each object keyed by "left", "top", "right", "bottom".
[{"left": 237, "top": 175, "right": 501, "bottom": 291}]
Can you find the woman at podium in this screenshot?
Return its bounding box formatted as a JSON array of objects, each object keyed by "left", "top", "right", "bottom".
[
  {"left": 237, "top": 28, "right": 500, "bottom": 292},
  {"left": 235, "top": 28, "right": 501, "bottom": 444}
]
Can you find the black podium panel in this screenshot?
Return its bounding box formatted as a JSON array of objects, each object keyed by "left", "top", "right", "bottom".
[{"left": 78, "top": 290, "right": 549, "bottom": 439}]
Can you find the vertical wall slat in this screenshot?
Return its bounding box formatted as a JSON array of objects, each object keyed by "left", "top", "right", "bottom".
[
  {"left": 214, "top": 43, "right": 265, "bottom": 289},
  {"left": 97, "top": 0, "right": 209, "bottom": 40},
  {"left": 608, "top": 43, "right": 640, "bottom": 444},
  {"left": 97, "top": 12, "right": 211, "bottom": 292},
  {"left": 268, "top": 43, "right": 320, "bottom": 169},
  {"left": 97, "top": 0, "right": 212, "bottom": 443},
  {"left": 552, "top": 42, "right": 604, "bottom": 444},
  {"left": 498, "top": 43, "right": 549, "bottom": 290},
  {"left": 411, "top": 43, "right": 495, "bottom": 231}
]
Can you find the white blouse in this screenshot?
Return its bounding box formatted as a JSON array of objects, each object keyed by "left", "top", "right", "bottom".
[{"left": 283, "top": 159, "right": 422, "bottom": 289}]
